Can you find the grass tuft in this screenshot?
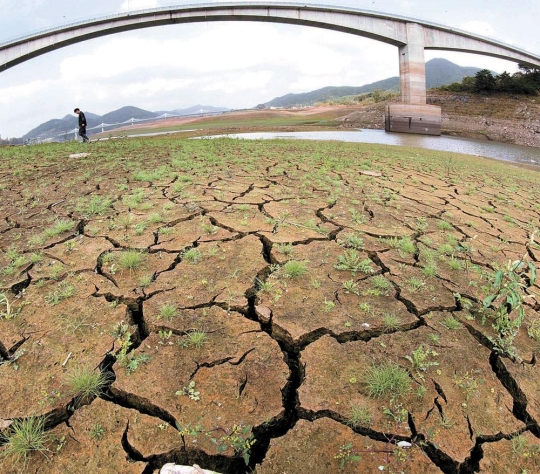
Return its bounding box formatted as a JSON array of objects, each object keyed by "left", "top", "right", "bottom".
[
  {"left": 363, "top": 362, "right": 411, "bottom": 399},
  {"left": 0, "top": 416, "right": 50, "bottom": 466}
]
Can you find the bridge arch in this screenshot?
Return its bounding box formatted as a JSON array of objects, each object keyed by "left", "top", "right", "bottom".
[{"left": 2, "top": 2, "right": 540, "bottom": 134}]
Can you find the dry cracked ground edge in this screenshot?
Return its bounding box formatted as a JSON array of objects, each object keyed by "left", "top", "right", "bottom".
[{"left": 1, "top": 137, "right": 540, "bottom": 474}]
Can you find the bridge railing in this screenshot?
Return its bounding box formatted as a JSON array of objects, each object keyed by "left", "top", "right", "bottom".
[{"left": 1, "top": 1, "right": 534, "bottom": 58}]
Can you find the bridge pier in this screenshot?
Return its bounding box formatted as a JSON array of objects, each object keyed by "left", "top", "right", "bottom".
[{"left": 385, "top": 23, "right": 442, "bottom": 136}]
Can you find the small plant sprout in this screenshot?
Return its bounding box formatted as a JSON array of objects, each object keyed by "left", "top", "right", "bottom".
[
  {"left": 139, "top": 274, "right": 153, "bottom": 288},
  {"left": 256, "top": 277, "right": 275, "bottom": 294},
  {"left": 405, "top": 345, "right": 439, "bottom": 379},
  {"left": 120, "top": 352, "right": 152, "bottom": 376},
  {"left": 334, "top": 250, "right": 374, "bottom": 275},
  {"left": 343, "top": 279, "right": 359, "bottom": 295},
  {"left": 415, "top": 217, "right": 429, "bottom": 232},
  {"left": 382, "top": 313, "right": 400, "bottom": 332},
  {"left": 359, "top": 302, "right": 371, "bottom": 312},
  {"left": 209, "top": 424, "right": 256, "bottom": 466},
  {"left": 276, "top": 243, "right": 294, "bottom": 255},
  {"left": 527, "top": 318, "right": 540, "bottom": 341},
  {"left": 339, "top": 233, "right": 365, "bottom": 250},
  {"left": 179, "top": 329, "right": 207, "bottom": 349},
  {"left": 44, "top": 281, "right": 76, "bottom": 305},
  {"left": 182, "top": 247, "right": 202, "bottom": 264},
  {"left": 158, "top": 303, "right": 178, "bottom": 320},
  {"left": 453, "top": 370, "right": 482, "bottom": 402},
  {"left": 0, "top": 292, "right": 17, "bottom": 320},
  {"left": 63, "top": 240, "right": 77, "bottom": 253},
  {"left": 335, "top": 443, "right": 361, "bottom": 470},
  {"left": 441, "top": 315, "right": 462, "bottom": 330},
  {"left": 438, "top": 220, "right": 453, "bottom": 231},
  {"left": 323, "top": 299, "right": 336, "bottom": 312},
  {"left": 347, "top": 404, "right": 373, "bottom": 428},
  {"left": 448, "top": 256, "right": 464, "bottom": 271},
  {"left": 201, "top": 222, "right": 218, "bottom": 235},
  {"left": 397, "top": 236, "right": 416, "bottom": 256},
  {"left": 407, "top": 277, "right": 424, "bottom": 291},
  {"left": 158, "top": 329, "right": 173, "bottom": 341},
  {"left": 366, "top": 274, "right": 393, "bottom": 296},
  {"left": 176, "top": 381, "right": 200, "bottom": 401},
  {"left": 44, "top": 219, "right": 76, "bottom": 238},
  {"left": 90, "top": 423, "right": 105, "bottom": 441},
  {"left": 281, "top": 260, "right": 309, "bottom": 279}
]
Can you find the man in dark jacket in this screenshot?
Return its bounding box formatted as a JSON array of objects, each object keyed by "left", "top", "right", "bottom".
[{"left": 74, "top": 108, "right": 89, "bottom": 143}]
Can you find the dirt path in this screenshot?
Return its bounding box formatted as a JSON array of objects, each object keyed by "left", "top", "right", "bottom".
[{"left": 1, "top": 138, "right": 540, "bottom": 473}]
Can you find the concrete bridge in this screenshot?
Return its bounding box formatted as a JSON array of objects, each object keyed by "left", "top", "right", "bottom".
[{"left": 2, "top": 2, "right": 540, "bottom": 135}]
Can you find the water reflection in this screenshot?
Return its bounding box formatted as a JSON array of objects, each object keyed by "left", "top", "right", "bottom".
[{"left": 200, "top": 130, "right": 540, "bottom": 166}]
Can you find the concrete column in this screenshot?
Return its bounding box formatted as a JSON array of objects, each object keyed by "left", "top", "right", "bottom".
[
  {"left": 399, "top": 23, "right": 427, "bottom": 105},
  {"left": 387, "top": 22, "right": 441, "bottom": 136}
]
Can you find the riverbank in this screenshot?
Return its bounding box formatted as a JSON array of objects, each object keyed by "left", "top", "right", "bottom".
[
  {"left": 338, "top": 90, "right": 540, "bottom": 148},
  {"left": 97, "top": 92, "right": 540, "bottom": 149}
]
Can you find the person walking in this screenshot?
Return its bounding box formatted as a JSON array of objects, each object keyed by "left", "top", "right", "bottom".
[{"left": 74, "top": 108, "right": 90, "bottom": 143}]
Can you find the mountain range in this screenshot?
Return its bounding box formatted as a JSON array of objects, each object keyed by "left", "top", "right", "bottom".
[
  {"left": 24, "top": 58, "right": 482, "bottom": 140},
  {"left": 262, "top": 58, "right": 483, "bottom": 108},
  {"left": 24, "top": 105, "right": 230, "bottom": 141}
]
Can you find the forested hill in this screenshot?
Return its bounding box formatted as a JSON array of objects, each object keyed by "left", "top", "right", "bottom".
[{"left": 262, "top": 58, "right": 482, "bottom": 108}]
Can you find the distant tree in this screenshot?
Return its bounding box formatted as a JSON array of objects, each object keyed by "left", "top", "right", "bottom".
[
  {"left": 495, "top": 71, "right": 514, "bottom": 92},
  {"left": 438, "top": 65, "right": 540, "bottom": 96},
  {"left": 474, "top": 69, "right": 496, "bottom": 93}
]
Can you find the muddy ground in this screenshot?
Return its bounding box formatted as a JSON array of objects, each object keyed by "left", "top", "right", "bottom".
[{"left": 1, "top": 137, "right": 540, "bottom": 473}]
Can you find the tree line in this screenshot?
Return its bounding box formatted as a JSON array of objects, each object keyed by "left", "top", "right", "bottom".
[{"left": 439, "top": 64, "right": 540, "bottom": 94}]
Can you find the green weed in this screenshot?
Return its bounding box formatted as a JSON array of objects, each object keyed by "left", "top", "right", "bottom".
[
  {"left": 117, "top": 250, "right": 146, "bottom": 272},
  {"left": 281, "top": 260, "right": 309, "bottom": 279},
  {"left": 334, "top": 250, "right": 373, "bottom": 275},
  {"left": 362, "top": 362, "right": 411, "bottom": 399},
  {"left": 0, "top": 416, "right": 50, "bottom": 467},
  {"left": 66, "top": 365, "right": 113, "bottom": 402}
]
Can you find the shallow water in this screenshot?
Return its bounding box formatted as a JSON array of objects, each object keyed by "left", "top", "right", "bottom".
[{"left": 200, "top": 130, "right": 540, "bottom": 166}]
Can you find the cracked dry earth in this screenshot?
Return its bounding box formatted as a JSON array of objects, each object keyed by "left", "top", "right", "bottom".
[{"left": 1, "top": 137, "right": 540, "bottom": 474}]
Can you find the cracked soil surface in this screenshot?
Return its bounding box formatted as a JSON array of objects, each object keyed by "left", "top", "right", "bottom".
[{"left": 1, "top": 136, "right": 540, "bottom": 473}]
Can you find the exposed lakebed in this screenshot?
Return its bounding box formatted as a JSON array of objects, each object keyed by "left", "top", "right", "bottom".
[{"left": 1, "top": 137, "right": 540, "bottom": 473}]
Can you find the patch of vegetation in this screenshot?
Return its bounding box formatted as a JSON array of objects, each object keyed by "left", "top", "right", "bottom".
[
  {"left": 362, "top": 362, "right": 412, "bottom": 399},
  {"left": 44, "top": 281, "right": 76, "bottom": 305},
  {"left": 334, "top": 250, "right": 374, "bottom": 275},
  {"left": 44, "top": 219, "right": 76, "bottom": 238},
  {"left": 0, "top": 416, "right": 51, "bottom": 467},
  {"left": 182, "top": 248, "right": 202, "bottom": 264},
  {"left": 347, "top": 404, "right": 373, "bottom": 428},
  {"left": 179, "top": 329, "right": 207, "bottom": 349},
  {"left": 117, "top": 249, "right": 147, "bottom": 272},
  {"left": 158, "top": 303, "right": 178, "bottom": 320},
  {"left": 281, "top": 260, "right": 309, "bottom": 279},
  {"left": 66, "top": 364, "right": 113, "bottom": 402}
]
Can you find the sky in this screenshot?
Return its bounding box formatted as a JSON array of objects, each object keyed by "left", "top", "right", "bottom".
[{"left": 0, "top": 0, "right": 539, "bottom": 138}]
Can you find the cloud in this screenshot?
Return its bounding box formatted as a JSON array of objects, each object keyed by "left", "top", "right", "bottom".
[
  {"left": 120, "top": 77, "right": 198, "bottom": 97},
  {"left": 201, "top": 71, "right": 274, "bottom": 93},
  {"left": 0, "top": 79, "right": 54, "bottom": 103}
]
